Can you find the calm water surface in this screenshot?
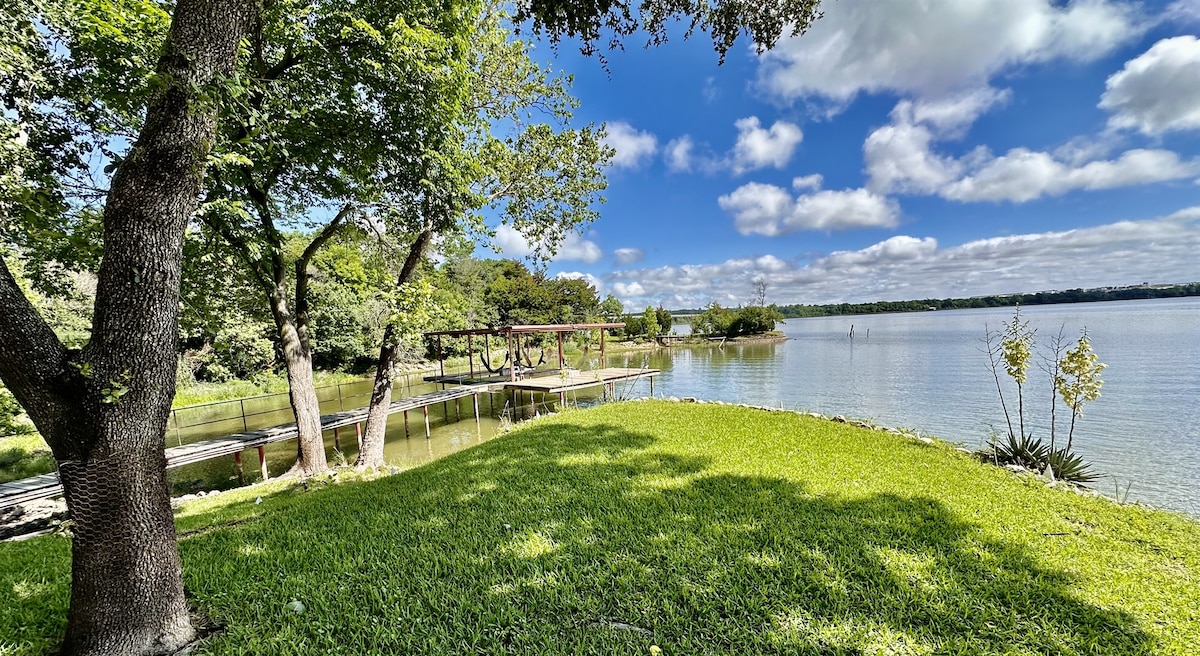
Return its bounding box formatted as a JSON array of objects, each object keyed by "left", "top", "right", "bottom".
[
  {"left": 170, "top": 297, "right": 1198, "bottom": 515},
  {"left": 614, "top": 297, "right": 1200, "bottom": 514}
]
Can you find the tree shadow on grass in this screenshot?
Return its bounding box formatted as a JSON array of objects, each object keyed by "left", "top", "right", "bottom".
[{"left": 178, "top": 421, "right": 1155, "bottom": 655}]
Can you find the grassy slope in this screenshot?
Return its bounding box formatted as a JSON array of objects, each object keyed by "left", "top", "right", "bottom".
[
  {"left": 0, "top": 434, "right": 54, "bottom": 485},
  {"left": 2, "top": 401, "right": 1197, "bottom": 655}
]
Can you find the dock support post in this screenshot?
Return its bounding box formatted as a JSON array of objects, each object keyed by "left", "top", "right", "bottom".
[
  {"left": 333, "top": 426, "right": 340, "bottom": 452},
  {"left": 356, "top": 422, "right": 362, "bottom": 450},
  {"left": 473, "top": 394, "right": 480, "bottom": 423},
  {"left": 455, "top": 399, "right": 461, "bottom": 421},
  {"left": 258, "top": 446, "right": 269, "bottom": 481},
  {"left": 423, "top": 405, "right": 431, "bottom": 438},
  {"left": 559, "top": 391, "right": 566, "bottom": 407},
  {"left": 557, "top": 331, "right": 564, "bottom": 369},
  {"left": 468, "top": 334, "right": 475, "bottom": 378},
  {"left": 650, "top": 376, "right": 654, "bottom": 397},
  {"left": 234, "top": 451, "right": 244, "bottom": 485},
  {"left": 404, "top": 410, "right": 410, "bottom": 438}
]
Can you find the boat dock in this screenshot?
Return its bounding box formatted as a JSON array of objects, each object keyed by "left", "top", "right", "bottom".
[
  {"left": 0, "top": 384, "right": 490, "bottom": 509},
  {"left": 423, "top": 323, "right": 660, "bottom": 403}
]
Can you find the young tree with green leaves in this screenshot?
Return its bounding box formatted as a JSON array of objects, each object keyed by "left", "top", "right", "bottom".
[{"left": 643, "top": 306, "right": 662, "bottom": 339}]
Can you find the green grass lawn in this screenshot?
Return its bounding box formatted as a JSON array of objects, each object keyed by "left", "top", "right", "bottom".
[
  {"left": 0, "top": 434, "right": 54, "bottom": 485},
  {"left": 2, "top": 401, "right": 1197, "bottom": 655}
]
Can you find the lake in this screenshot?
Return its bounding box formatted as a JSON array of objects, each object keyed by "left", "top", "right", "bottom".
[
  {"left": 615, "top": 297, "right": 1199, "bottom": 515},
  {"left": 170, "top": 297, "right": 1198, "bottom": 516}
]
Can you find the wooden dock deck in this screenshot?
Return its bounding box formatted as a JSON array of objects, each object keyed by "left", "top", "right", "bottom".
[
  {"left": 499, "top": 367, "right": 659, "bottom": 395},
  {"left": 0, "top": 384, "right": 490, "bottom": 509},
  {"left": 425, "top": 366, "right": 659, "bottom": 397}
]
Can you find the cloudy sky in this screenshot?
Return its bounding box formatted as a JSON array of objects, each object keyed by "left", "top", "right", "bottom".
[{"left": 492, "top": 0, "right": 1200, "bottom": 311}]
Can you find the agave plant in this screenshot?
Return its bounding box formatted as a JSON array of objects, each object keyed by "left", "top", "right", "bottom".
[
  {"left": 1047, "top": 448, "right": 1098, "bottom": 483},
  {"left": 992, "top": 433, "right": 1050, "bottom": 470},
  {"left": 987, "top": 433, "right": 1097, "bottom": 483}
]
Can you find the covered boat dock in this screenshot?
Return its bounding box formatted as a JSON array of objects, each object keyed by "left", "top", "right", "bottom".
[{"left": 423, "top": 323, "right": 660, "bottom": 403}]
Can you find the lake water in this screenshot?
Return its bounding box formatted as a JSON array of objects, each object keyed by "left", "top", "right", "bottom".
[
  {"left": 170, "top": 297, "right": 1198, "bottom": 516},
  {"left": 613, "top": 297, "right": 1199, "bottom": 515}
]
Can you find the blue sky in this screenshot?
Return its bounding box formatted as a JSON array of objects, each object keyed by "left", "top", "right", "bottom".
[{"left": 490, "top": 0, "right": 1200, "bottom": 311}]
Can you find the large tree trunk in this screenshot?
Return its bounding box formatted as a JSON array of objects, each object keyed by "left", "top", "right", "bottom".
[
  {"left": 356, "top": 230, "right": 433, "bottom": 469},
  {"left": 0, "top": 1, "right": 257, "bottom": 653}
]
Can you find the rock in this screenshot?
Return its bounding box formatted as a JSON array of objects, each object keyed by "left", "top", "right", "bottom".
[
  {"left": 681, "top": 397, "right": 698, "bottom": 403},
  {"left": 832, "top": 415, "right": 847, "bottom": 423},
  {"left": 1004, "top": 464, "right": 1027, "bottom": 473},
  {"left": 918, "top": 437, "right": 934, "bottom": 444}
]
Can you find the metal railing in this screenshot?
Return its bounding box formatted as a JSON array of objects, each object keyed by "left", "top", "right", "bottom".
[{"left": 164, "top": 371, "right": 432, "bottom": 447}]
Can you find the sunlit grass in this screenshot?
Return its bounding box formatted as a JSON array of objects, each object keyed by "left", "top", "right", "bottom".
[
  {"left": 172, "top": 372, "right": 368, "bottom": 408},
  {"left": 0, "top": 433, "right": 55, "bottom": 484},
  {"left": 2, "top": 401, "right": 1198, "bottom": 655}
]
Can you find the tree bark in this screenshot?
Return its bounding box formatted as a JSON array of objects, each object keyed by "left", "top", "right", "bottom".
[
  {"left": 268, "top": 270, "right": 328, "bottom": 477},
  {"left": 356, "top": 230, "right": 432, "bottom": 469},
  {"left": 0, "top": 1, "right": 257, "bottom": 653}
]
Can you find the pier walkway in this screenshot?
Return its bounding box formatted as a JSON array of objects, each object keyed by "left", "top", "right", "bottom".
[{"left": 0, "top": 384, "right": 489, "bottom": 510}]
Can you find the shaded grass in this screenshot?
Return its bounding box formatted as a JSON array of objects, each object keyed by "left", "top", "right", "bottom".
[
  {"left": 0, "top": 434, "right": 55, "bottom": 484},
  {"left": 2, "top": 402, "right": 1198, "bottom": 654}
]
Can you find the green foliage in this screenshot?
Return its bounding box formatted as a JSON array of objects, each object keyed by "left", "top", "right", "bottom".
[
  {"left": 0, "top": 385, "right": 34, "bottom": 438},
  {"left": 483, "top": 259, "right": 600, "bottom": 326},
  {"left": 728, "top": 305, "right": 783, "bottom": 336},
  {"left": 655, "top": 306, "right": 672, "bottom": 332},
  {"left": 693, "top": 302, "right": 734, "bottom": 336},
  {"left": 986, "top": 433, "right": 1097, "bottom": 484},
  {"left": 515, "top": 0, "right": 823, "bottom": 64},
  {"left": 642, "top": 306, "right": 661, "bottom": 339},
  {"left": 5, "top": 402, "right": 1199, "bottom": 654},
  {"left": 599, "top": 294, "right": 624, "bottom": 323}
]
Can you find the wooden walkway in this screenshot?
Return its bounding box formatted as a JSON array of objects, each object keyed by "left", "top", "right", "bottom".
[{"left": 0, "top": 385, "right": 489, "bottom": 509}]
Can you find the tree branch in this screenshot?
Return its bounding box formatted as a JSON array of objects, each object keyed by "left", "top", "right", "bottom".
[
  {"left": 0, "top": 255, "right": 79, "bottom": 453},
  {"left": 295, "top": 204, "right": 355, "bottom": 330}
]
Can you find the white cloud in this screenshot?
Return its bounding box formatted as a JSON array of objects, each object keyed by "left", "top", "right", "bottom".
[
  {"left": 791, "top": 174, "right": 823, "bottom": 191},
  {"left": 664, "top": 136, "right": 694, "bottom": 172},
  {"left": 492, "top": 225, "right": 602, "bottom": 263},
  {"left": 719, "top": 181, "right": 900, "bottom": 236},
  {"left": 492, "top": 224, "right": 534, "bottom": 258},
  {"left": 942, "top": 148, "right": 1198, "bottom": 202},
  {"left": 730, "top": 117, "right": 804, "bottom": 174},
  {"left": 601, "top": 122, "right": 658, "bottom": 169},
  {"left": 555, "top": 271, "right": 604, "bottom": 294},
  {"left": 903, "top": 88, "right": 1012, "bottom": 134},
  {"left": 614, "top": 247, "right": 645, "bottom": 265},
  {"left": 1165, "top": 0, "right": 1200, "bottom": 23},
  {"left": 556, "top": 232, "right": 603, "bottom": 263},
  {"left": 865, "top": 101, "right": 1199, "bottom": 202},
  {"left": 1101, "top": 36, "right": 1200, "bottom": 135},
  {"left": 605, "top": 207, "right": 1200, "bottom": 308},
  {"left": 758, "top": 0, "right": 1143, "bottom": 108}
]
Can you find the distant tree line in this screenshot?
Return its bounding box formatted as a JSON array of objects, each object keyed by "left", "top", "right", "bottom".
[{"left": 773, "top": 283, "right": 1200, "bottom": 318}]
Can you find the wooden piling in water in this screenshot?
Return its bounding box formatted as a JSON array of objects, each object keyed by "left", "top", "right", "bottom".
[
  {"left": 423, "top": 405, "right": 431, "bottom": 438},
  {"left": 258, "top": 446, "right": 269, "bottom": 481}
]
